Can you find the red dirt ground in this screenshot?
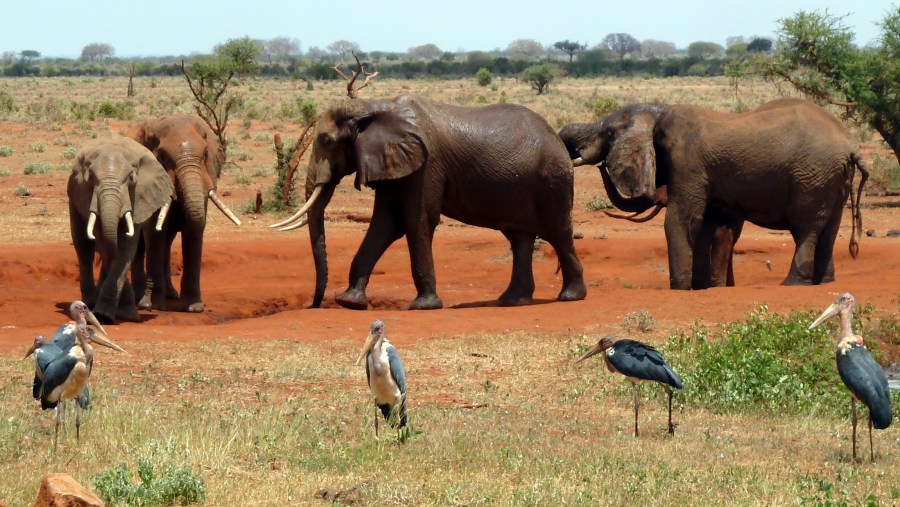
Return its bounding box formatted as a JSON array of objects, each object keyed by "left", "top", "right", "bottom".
[{"left": 2, "top": 155, "right": 898, "bottom": 359}]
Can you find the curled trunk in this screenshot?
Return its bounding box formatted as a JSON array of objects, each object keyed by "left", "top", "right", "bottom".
[
  {"left": 598, "top": 162, "right": 656, "bottom": 214},
  {"left": 174, "top": 155, "right": 208, "bottom": 226}
]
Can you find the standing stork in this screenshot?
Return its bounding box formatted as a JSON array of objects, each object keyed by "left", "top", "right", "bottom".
[
  {"left": 25, "top": 301, "right": 124, "bottom": 444},
  {"left": 577, "top": 336, "right": 683, "bottom": 437},
  {"left": 355, "top": 320, "right": 407, "bottom": 441},
  {"left": 809, "top": 292, "right": 892, "bottom": 461}
]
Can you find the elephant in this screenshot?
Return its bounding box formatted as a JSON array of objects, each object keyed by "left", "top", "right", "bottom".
[
  {"left": 67, "top": 134, "right": 174, "bottom": 323},
  {"left": 273, "top": 95, "right": 587, "bottom": 310},
  {"left": 558, "top": 98, "right": 868, "bottom": 289},
  {"left": 127, "top": 114, "right": 241, "bottom": 313}
]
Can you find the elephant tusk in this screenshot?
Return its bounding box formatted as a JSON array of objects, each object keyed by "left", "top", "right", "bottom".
[
  {"left": 124, "top": 211, "right": 135, "bottom": 237},
  {"left": 572, "top": 157, "right": 584, "bottom": 166},
  {"left": 269, "top": 186, "right": 323, "bottom": 229},
  {"left": 604, "top": 203, "right": 664, "bottom": 223},
  {"left": 155, "top": 198, "right": 171, "bottom": 231},
  {"left": 277, "top": 216, "right": 309, "bottom": 232},
  {"left": 208, "top": 190, "right": 242, "bottom": 226},
  {"left": 86, "top": 212, "right": 97, "bottom": 240}
]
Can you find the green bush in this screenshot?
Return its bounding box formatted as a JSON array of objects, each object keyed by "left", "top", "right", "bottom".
[
  {"left": 586, "top": 195, "right": 613, "bottom": 211},
  {"left": 591, "top": 96, "right": 623, "bottom": 119},
  {"left": 475, "top": 67, "right": 493, "bottom": 87},
  {"left": 92, "top": 459, "right": 205, "bottom": 507},
  {"left": 623, "top": 309, "right": 655, "bottom": 332},
  {"left": 13, "top": 183, "right": 29, "bottom": 196},
  {"left": 0, "top": 146, "right": 12, "bottom": 157},
  {"left": 0, "top": 91, "right": 15, "bottom": 114},
  {"left": 297, "top": 97, "right": 318, "bottom": 125},
  {"left": 30, "top": 140, "right": 45, "bottom": 153},
  {"left": 59, "top": 146, "right": 78, "bottom": 159},
  {"left": 97, "top": 100, "right": 135, "bottom": 120},
  {"left": 23, "top": 162, "right": 52, "bottom": 175}
]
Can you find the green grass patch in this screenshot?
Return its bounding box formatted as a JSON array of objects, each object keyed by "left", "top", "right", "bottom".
[
  {"left": 0, "top": 145, "right": 12, "bottom": 157},
  {"left": 23, "top": 161, "right": 52, "bottom": 175}
]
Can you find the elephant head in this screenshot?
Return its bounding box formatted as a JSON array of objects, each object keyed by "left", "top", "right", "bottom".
[
  {"left": 69, "top": 134, "right": 173, "bottom": 258},
  {"left": 272, "top": 98, "right": 428, "bottom": 307},
  {"left": 559, "top": 103, "right": 668, "bottom": 215}
]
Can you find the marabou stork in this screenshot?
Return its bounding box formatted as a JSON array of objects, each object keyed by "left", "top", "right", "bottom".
[
  {"left": 25, "top": 301, "right": 125, "bottom": 443},
  {"left": 809, "top": 292, "right": 892, "bottom": 461},
  {"left": 355, "top": 320, "right": 407, "bottom": 440},
  {"left": 577, "top": 336, "right": 683, "bottom": 437}
]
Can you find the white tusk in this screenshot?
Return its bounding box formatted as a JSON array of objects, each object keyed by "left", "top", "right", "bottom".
[
  {"left": 270, "top": 186, "right": 322, "bottom": 229},
  {"left": 277, "top": 216, "right": 309, "bottom": 232},
  {"left": 155, "top": 199, "right": 171, "bottom": 231},
  {"left": 86, "top": 212, "right": 97, "bottom": 240},
  {"left": 124, "top": 211, "right": 135, "bottom": 237},
  {"left": 208, "top": 190, "right": 241, "bottom": 226},
  {"left": 572, "top": 157, "right": 584, "bottom": 166}
]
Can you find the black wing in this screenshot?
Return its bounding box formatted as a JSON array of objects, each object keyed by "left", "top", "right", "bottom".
[
  {"left": 837, "top": 346, "right": 892, "bottom": 429},
  {"left": 40, "top": 353, "right": 79, "bottom": 409},
  {"left": 609, "top": 339, "right": 683, "bottom": 389},
  {"left": 386, "top": 344, "right": 407, "bottom": 396},
  {"left": 48, "top": 323, "right": 77, "bottom": 351}
]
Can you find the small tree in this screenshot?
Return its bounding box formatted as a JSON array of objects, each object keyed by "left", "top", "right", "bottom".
[
  {"left": 687, "top": 41, "right": 725, "bottom": 59},
  {"left": 641, "top": 40, "right": 676, "bottom": 58},
  {"left": 506, "top": 39, "right": 547, "bottom": 60},
  {"left": 19, "top": 50, "right": 40, "bottom": 61},
  {"left": 475, "top": 67, "right": 493, "bottom": 87},
  {"left": 522, "top": 63, "right": 556, "bottom": 95},
  {"left": 747, "top": 37, "right": 774, "bottom": 53},
  {"left": 264, "top": 37, "right": 301, "bottom": 64},
  {"left": 408, "top": 43, "right": 442, "bottom": 60},
  {"left": 600, "top": 33, "right": 640, "bottom": 59},
  {"left": 553, "top": 40, "right": 587, "bottom": 62},
  {"left": 81, "top": 43, "right": 115, "bottom": 62},
  {"left": 327, "top": 40, "right": 360, "bottom": 59}
]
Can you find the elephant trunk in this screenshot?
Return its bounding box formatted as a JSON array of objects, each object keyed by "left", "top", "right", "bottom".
[
  {"left": 173, "top": 153, "right": 208, "bottom": 227},
  {"left": 301, "top": 154, "right": 339, "bottom": 308},
  {"left": 97, "top": 177, "right": 125, "bottom": 259},
  {"left": 598, "top": 161, "right": 656, "bottom": 213}
]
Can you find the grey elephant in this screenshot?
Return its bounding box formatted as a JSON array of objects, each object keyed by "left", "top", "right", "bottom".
[
  {"left": 273, "top": 95, "right": 587, "bottom": 310},
  {"left": 68, "top": 134, "right": 175, "bottom": 323},
  {"left": 559, "top": 98, "right": 868, "bottom": 289},
  {"left": 127, "top": 115, "right": 241, "bottom": 313}
]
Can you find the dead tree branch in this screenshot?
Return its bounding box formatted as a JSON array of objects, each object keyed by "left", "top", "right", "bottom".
[{"left": 332, "top": 50, "right": 379, "bottom": 99}]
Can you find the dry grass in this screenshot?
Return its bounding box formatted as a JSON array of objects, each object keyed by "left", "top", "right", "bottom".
[{"left": 1, "top": 329, "right": 897, "bottom": 506}]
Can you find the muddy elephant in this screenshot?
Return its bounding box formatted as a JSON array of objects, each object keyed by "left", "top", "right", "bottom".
[
  {"left": 273, "top": 95, "right": 587, "bottom": 310},
  {"left": 127, "top": 115, "right": 241, "bottom": 313},
  {"left": 559, "top": 98, "right": 867, "bottom": 289},
  {"left": 68, "top": 134, "right": 174, "bottom": 323}
]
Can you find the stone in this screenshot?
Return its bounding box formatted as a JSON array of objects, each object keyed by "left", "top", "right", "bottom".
[
  {"left": 866, "top": 229, "right": 876, "bottom": 237},
  {"left": 32, "top": 473, "right": 104, "bottom": 507}
]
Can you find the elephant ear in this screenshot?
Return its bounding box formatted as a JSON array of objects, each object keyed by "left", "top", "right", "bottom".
[
  {"left": 127, "top": 120, "right": 160, "bottom": 153},
  {"left": 133, "top": 149, "right": 175, "bottom": 224},
  {"left": 354, "top": 101, "right": 427, "bottom": 188},
  {"left": 606, "top": 112, "right": 657, "bottom": 201},
  {"left": 203, "top": 123, "right": 223, "bottom": 184},
  {"left": 67, "top": 142, "right": 99, "bottom": 217}
]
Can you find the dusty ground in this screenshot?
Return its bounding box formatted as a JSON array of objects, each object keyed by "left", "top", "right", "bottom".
[{"left": 1, "top": 114, "right": 898, "bottom": 359}]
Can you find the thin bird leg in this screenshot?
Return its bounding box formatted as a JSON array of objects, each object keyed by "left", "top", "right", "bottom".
[
  {"left": 850, "top": 398, "right": 858, "bottom": 461},
  {"left": 374, "top": 406, "right": 380, "bottom": 441},
  {"left": 666, "top": 386, "right": 675, "bottom": 436},
  {"left": 76, "top": 404, "right": 81, "bottom": 441},
  {"left": 632, "top": 382, "right": 640, "bottom": 437},
  {"left": 54, "top": 405, "right": 61, "bottom": 450},
  {"left": 868, "top": 416, "right": 874, "bottom": 462}
]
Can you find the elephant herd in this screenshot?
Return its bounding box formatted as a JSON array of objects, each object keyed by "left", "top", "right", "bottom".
[{"left": 68, "top": 96, "right": 868, "bottom": 322}]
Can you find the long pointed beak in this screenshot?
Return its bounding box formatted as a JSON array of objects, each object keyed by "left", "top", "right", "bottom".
[
  {"left": 89, "top": 330, "right": 126, "bottom": 353},
  {"left": 355, "top": 334, "right": 376, "bottom": 366},
  {"left": 809, "top": 303, "right": 840, "bottom": 330},
  {"left": 24, "top": 344, "right": 37, "bottom": 359},
  {"left": 85, "top": 309, "right": 108, "bottom": 338},
  {"left": 576, "top": 343, "right": 605, "bottom": 363}
]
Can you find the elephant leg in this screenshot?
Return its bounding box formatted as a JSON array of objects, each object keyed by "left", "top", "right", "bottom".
[
  {"left": 179, "top": 221, "right": 205, "bottom": 312},
  {"left": 726, "top": 221, "right": 743, "bottom": 286},
  {"left": 782, "top": 229, "right": 817, "bottom": 285},
  {"left": 498, "top": 231, "right": 537, "bottom": 306},
  {"left": 404, "top": 202, "right": 443, "bottom": 310},
  {"left": 93, "top": 232, "right": 141, "bottom": 323},
  {"left": 337, "top": 194, "right": 405, "bottom": 310},
  {"left": 69, "top": 209, "right": 98, "bottom": 306},
  {"left": 812, "top": 202, "right": 843, "bottom": 284},
  {"left": 665, "top": 201, "right": 705, "bottom": 290},
  {"left": 541, "top": 229, "right": 586, "bottom": 302},
  {"left": 141, "top": 225, "right": 169, "bottom": 310},
  {"left": 132, "top": 231, "right": 148, "bottom": 308},
  {"left": 692, "top": 215, "right": 716, "bottom": 290},
  {"left": 164, "top": 216, "right": 180, "bottom": 299}
]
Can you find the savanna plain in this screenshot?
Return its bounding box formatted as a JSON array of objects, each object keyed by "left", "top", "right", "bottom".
[{"left": 0, "top": 75, "right": 899, "bottom": 506}]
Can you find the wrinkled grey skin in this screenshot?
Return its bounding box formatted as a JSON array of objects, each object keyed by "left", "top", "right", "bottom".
[
  {"left": 128, "top": 115, "right": 231, "bottom": 313},
  {"left": 67, "top": 134, "right": 174, "bottom": 323},
  {"left": 294, "top": 95, "right": 587, "bottom": 310},
  {"left": 559, "top": 98, "right": 867, "bottom": 289}
]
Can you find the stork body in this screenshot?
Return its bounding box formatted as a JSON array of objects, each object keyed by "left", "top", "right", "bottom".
[
  {"left": 809, "top": 292, "right": 892, "bottom": 461},
  {"left": 578, "top": 336, "right": 683, "bottom": 437},
  {"left": 25, "top": 301, "right": 123, "bottom": 444},
  {"left": 356, "top": 320, "right": 407, "bottom": 440}
]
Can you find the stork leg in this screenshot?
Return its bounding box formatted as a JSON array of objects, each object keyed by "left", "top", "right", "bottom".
[
  {"left": 374, "top": 406, "right": 380, "bottom": 441},
  {"left": 850, "top": 398, "right": 858, "bottom": 461},
  {"left": 867, "top": 416, "right": 874, "bottom": 462},
  {"left": 54, "top": 404, "right": 61, "bottom": 449},
  {"left": 76, "top": 404, "right": 82, "bottom": 441},
  {"left": 666, "top": 386, "right": 675, "bottom": 436},
  {"left": 631, "top": 382, "right": 640, "bottom": 437}
]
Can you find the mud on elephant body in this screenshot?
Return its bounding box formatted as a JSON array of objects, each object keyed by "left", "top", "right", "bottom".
[
  {"left": 559, "top": 98, "right": 868, "bottom": 289},
  {"left": 274, "top": 95, "right": 587, "bottom": 310},
  {"left": 68, "top": 134, "right": 174, "bottom": 323},
  {"left": 128, "top": 115, "right": 241, "bottom": 313}
]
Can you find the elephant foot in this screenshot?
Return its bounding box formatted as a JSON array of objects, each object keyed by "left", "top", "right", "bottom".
[
  {"left": 91, "top": 305, "right": 117, "bottom": 325},
  {"left": 166, "top": 284, "right": 179, "bottom": 299},
  {"left": 116, "top": 308, "right": 142, "bottom": 323},
  {"left": 336, "top": 289, "right": 369, "bottom": 310},
  {"left": 497, "top": 291, "right": 533, "bottom": 307},
  {"left": 409, "top": 294, "right": 443, "bottom": 310},
  {"left": 558, "top": 281, "right": 587, "bottom": 302},
  {"left": 781, "top": 275, "right": 813, "bottom": 286},
  {"left": 138, "top": 294, "right": 152, "bottom": 310},
  {"left": 183, "top": 301, "right": 205, "bottom": 313}
]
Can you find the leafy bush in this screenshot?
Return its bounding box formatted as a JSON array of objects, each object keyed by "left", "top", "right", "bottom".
[
  {"left": 0, "top": 167, "right": 11, "bottom": 176},
  {"left": 59, "top": 146, "right": 78, "bottom": 159},
  {"left": 0, "top": 146, "right": 12, "bottom": 157},
  {"left": 297, "top": 97, "right": 318, "bottom": 125},
  {"left": 591, "top": 96, "right": 623, "bottom": 119},
  {"left": 475, "top": 67, "right": 493, "bottom": 87},
  {"left": 23, "top": 162, "right": 52, "bottom": 175},
  {"left": 92, "top": 459, "right": 205, "bottom": 507},
  {"left": 664, "top": 306, "right": 850, "bottom": 414},
  {"left": 13, "top": 183, "right": 30, "bottom": 196},
  {"left": 522, "top": 63, "right": 556, "bottom": 95},
  {"left": 97, "top": 100, "right": 135, "bottom": 120},
  {"left": 623, "top": 309, "right": 655, "bottom": 332},
  {"left": 585, "top": 195, "right": 613, "bottom": 211},
  {"left": 30, "top": 140, "right": 45, "bottom": 153},
  {"left": 0, "top": 91, "right": 15, "bottom": 114}
]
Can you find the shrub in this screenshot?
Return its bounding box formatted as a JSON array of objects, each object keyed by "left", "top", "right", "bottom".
[
  {"left": 592, "top": 96, "right": 623, "bottom": 119},
  {"left": 14, "top": 183, "right": 30, "bottom": 196},
  {"left": 586, "top": 195, "right": 613, "bottom": 211},
  {"left": 297, "top": 97, "right": 318, "bottom": 125},
  {"left": 522, "top": 63, "right": 556, "bottom": 95},
  {"left": 0, "top": 167, "right": 11, "bottom": 176},
  {"left": 475, "top": 67, "right": 493, "bottom": 87},
  {"left": 59, "top": 146, "right": 78, "bottom": 159},
  {"left": 23, "top": 162, "right": 52, "bottom": 175},
  {"left": 92, "top": 459, "right": 205, "bottom": 507},
  {"left": 623, "top": 309, "right": 655, "bottom": 332},
  {"left": 97, "top": 100, "right": 135, "bottom": 120},
  {"left": 0, "top": 91, "right": 15, "bottom": 114},
  {"left": 30, "top": 140, "right": 45, "bottom": 153},
  {"left": 0, "top": 146, "right": 12, "bottom": 157}
]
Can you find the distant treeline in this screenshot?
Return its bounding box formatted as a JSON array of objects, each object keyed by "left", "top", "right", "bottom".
[{"left": 1, "top": 55, "right": 728, "bottom": 80}]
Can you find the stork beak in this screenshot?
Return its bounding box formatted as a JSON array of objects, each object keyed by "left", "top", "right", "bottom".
[
  {"left": 809, "top": 303, "right": 840, "bottom": 330},
  {"left": 576, "top": 343, "right": 606, "bottom": 363},
  {"left": 88, "top": 329, "right": 126, "bottom": 353},
  {"left": 24, "top": 343, "right": 37, "bottom": 359},
  {"left": 355, "top": 333, "right": 376, "bottom": 366},
  {"left": 85, "top": 309, "right": 108, "bottom": 339}
]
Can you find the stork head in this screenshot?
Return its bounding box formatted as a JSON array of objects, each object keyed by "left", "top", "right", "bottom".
[
  {"left": 69, "top": 300, "right": 109, "bottom": 339},
  {"left": 24, "top": 335, "right": 46, "bottom": 359},
  {"left": 355, "top": 319, "right": 386, "bottom": 366},
  {"left": 76, "top": 323, "right": 127, "bottom": 353},
  {"left": 576, "top": 336, "right": 616, "bottom": 363},
  {"left": 808, "top": 292, "right": 856, "bottom": 329}
]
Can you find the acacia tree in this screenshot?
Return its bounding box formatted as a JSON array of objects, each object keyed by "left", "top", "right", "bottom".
[
  {"left": 601, "top": 33, "right": 640, "bottom": 59},
  {"left": 408, "top": 43, "right": 442, "bottom": 60},
  {"left": 762, "top": 8, "right": 900, "bottom": 163},
  {"left": 81, "top": 43, "right": 114, "bottom": 62},
  {"left": 641, "top": 40, "right": 676, "bottom": 58},
  {"left": 553, "top": 40, "right": 587, "bottom": 61},
  {"left": 264, "top": 37, "right": 301, "bottom": 64},
  {"left": 506, "top": 38, "right": 546, "bottom": 60},
  {"left": 327, "top": 40, "right": 360, "bottom": 59},
  {"left": 522, "top": 63, "right": 556, "bottom": 94}
]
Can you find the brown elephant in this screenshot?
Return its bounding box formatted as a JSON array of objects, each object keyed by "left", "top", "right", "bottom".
[
  {"left": 273, "top": 95, "right": 587, "bottom": 310},
  {"left": 68, "top": 134, "right": 174, "bottom": 323},
  {"left": 127, "top": 115, "right": 241, "bottom": 313},
  {"left": 558, "top": 98, "right": 868, "bottom": 289}
]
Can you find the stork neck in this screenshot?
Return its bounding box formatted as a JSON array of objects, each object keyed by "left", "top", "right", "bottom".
[
  {"left": 838, "top": 307, "right": 854, "bottom": 342},
  {"left": 371, "top": 335, "right": 385, "bottom": 375}
]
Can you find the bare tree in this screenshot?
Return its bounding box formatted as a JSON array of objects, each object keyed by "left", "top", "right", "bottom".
[
  {"left": 327, "top": 40, "right": 361, "bottom": 59},
  {"left": 265, "top": 37, "right": 301, "bottom": 64},
  {"left": 506, "top": 38, "right": 546, "bottom": 59},
  {"left": 408, "top": 43, "right": 442, "bottom": 60},
  {"left": 307, "top": 46, "right": 327, "bottom": 61},
  {"left": 725, "top": 35, "right": 747, "bottom": 48},
  {"left": 601, "top": 33, "right": 641, "bottom": 59},
  {"left": 333, "top": 51, "right": 378, "bottom": 99},
  {"left": 641, "top": 40, "right": 676, "bottom": 58},
  {"left": 81, "top": 43, "right": 115, "bottom": 62},
  {"left": 553, "top": 40, "right": 587, "bottom": 62},
  {"left": 1, "top": 51, "right": 15, "bottom": 65}
]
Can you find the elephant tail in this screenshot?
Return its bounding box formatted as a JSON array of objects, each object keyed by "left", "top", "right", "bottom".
[{"left": 848, "top": 152, "right": 869, "bottom": 259}]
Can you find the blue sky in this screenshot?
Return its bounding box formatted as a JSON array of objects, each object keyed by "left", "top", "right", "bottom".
[{"left": 3, "top": 0, "right": 894, "bottom": 58}]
